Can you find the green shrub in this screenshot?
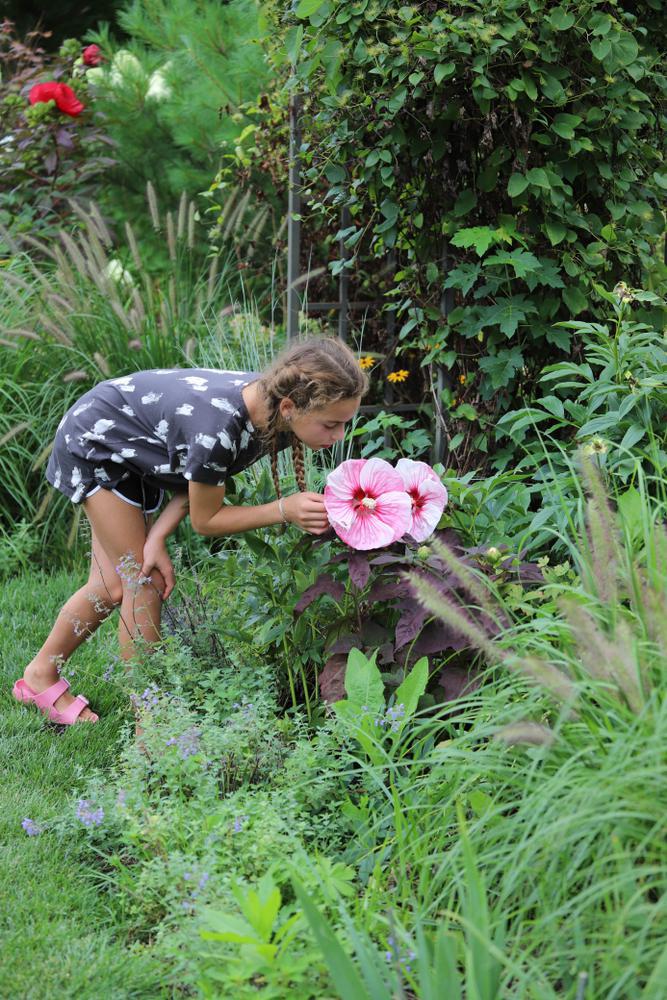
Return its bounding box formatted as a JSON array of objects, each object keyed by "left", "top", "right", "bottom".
[
  {"left": 246, "top": 0, "right": 666, "bottom": 463},
  {"left": 0, "top": 23, "right": 114, "bottom": 243}
]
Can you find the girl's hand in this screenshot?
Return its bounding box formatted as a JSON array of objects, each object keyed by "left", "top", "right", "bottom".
[
  {"left": 282, "top": 491, "right": 330, "bottom": 534},
  {"left": 141, "top": 536, "right": 176, "bottom": 599}
]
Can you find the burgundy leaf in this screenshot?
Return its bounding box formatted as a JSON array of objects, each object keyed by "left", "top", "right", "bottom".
[
  {"left": 504, "top": 560, "right": 544, "bottom": 584},
  {"left": 394, "top": 600, "right": 429, "bottom": 650},
  {"left": 319, "top": 653, "right": 348, "bottom": 703},
  {"left": 378, "top": 641, "right": 395, "bottom": 665},
  {"left": 437, "top": 665, "right": 481, "bottom": 701},
  {"left": 55, "top": 128, "right": 74, "bottom": 149},
  {"left": 367, "top": 579, "right": 412, "bottom": 603},
  {"left": 328, "top": 634, "right": 356, "bottom": 656},
  {"left": 411, "top": 621, "right": 469, "bottom": 657},
  {"left": 368, "top": 553, "right": 406, "bottom": 566},
  {"left": 359, "top": 619, "right": 390, "bottom": 647},
  {"left": 348, "top": 552, "right": 371, "bottom": 590},
  {"left": 294, "top": 574, "right": 345, "bottom": 615}
]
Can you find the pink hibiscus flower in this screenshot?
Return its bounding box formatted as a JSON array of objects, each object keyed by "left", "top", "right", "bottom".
[
  {"left": 396, "top": 458, "right": 448, "bottom": 542},
  {"left": 324, "top": 458, "right": 412, "bottom": 550}
]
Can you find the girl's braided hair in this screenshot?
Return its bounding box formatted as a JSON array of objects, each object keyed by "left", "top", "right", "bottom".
[{"left": 256, "top": 336, "right": 369, "bottom": 498}]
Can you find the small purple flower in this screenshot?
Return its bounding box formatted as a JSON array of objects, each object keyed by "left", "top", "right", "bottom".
[
  {"left": 198, "top": 872, "right": 210, "bottom": 891},
  {"left": 232, "top": 815, "right": 249, "bottom": 833},
  {"left": 22, "top": 817, "right": 42, "bottom": 836},
  {"left": 76, "top": 799, "right": 104, "bottom": 828},
  {"left": 166, "top": 726, "right": 201, "bottom": 760},
  {"left": 116, "top": 789, "right": 127, "bottom": 808}
]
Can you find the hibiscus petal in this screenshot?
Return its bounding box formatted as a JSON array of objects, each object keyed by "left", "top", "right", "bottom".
[
  {"left": 359, "top": 457, "right": 405, "bottom": 497},
  {"left": 324, "top": 485, "right": 356, "bottom": 530},
  {"left": 325, "top": 459, "right": 367, "bottom": 498},
  {"left": 396, "top": 457, "right": 439, "bottom": 491},
  {"left": 406, "top": 480, "right": 448, "bottom": 542},
  {"left": 374, "top": 490, "right": 413, "bottom": 540},
  {"left": 335, "top": 510, "right": 400, "bottom": 550}
]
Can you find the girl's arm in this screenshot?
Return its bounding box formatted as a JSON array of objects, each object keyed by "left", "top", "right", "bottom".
[
  {"left": 140, "top": 492, "right": 190, "bottom": 599},
  {"left": 188, "top": 482, "right": 329, "bottom": 536},
  {"left": 147, "top": 491, "right": 190, "bottom": 541}
]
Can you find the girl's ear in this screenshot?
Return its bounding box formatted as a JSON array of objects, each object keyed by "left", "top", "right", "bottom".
[{"left": 279, "top": 398, "right": 296, "bottom": 423}]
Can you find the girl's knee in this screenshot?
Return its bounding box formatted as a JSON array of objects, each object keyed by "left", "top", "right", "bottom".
[{"left": 88, "top": 578, "right": 123, "bottom": 608}]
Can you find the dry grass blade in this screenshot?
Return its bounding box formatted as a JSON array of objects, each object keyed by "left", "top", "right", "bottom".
[
  {"left": 3, "top": 328, "right": 40, "bottom": 342},
  {"left": 177, "top": 192, "right": 188, "bottom": 240},
  {"left": 39, "top": 316, "right": 73, "bottom": 346},
  {"left": 146, "top": 181, "right": 160, "bottom": 230},
  {"left": 31, "top": 441, "right": 53, "bottom": 472},
  {"left": 493, "top": 722, "right": 556, "bottom": 746},
  {"left": 406, "top": 570, "right": 499, "bottom": 660},
  {"left": 187, "top": 201, "right": 196, "bottom": 249},
  {"left": 562, "top": 598, "right": 645, "bottom": 712},
  {"left": 125, "top": 221, "right": 143, "bottom": 272},
  {"left": 166, "top": 212, "right": 176, "bottom": 261},
  {"left": 428, "top": 536, "right": 501, "bottom": 621},
  {"left": 0, "top": 421, "right": 30, "bottom": 446},
  {"left": 506, "top": 655, "right": 579, "bottom": 710},
  {"left": 580, "top": 455, "right": 621, "bottom": 604},
  {"left": 93, "top": 352, "right": 111, "bottom": 376}
]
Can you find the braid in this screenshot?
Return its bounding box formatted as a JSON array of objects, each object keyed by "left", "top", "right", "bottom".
[
  {"left": 291, "top": 435, "right": 306, "bottom": 492},
  {"left": 270, "top": 438, "right": 281, "bottom": 499}
]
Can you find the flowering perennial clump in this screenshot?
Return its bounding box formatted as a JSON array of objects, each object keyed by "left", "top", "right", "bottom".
[
  {"left": 166, "top": 726, "right": 202, "bottom": 760},
  {"left": 76, "top": 799, "right": 104, "bottom": 828},
  {"left": 21, "top": 818, "right": 42, "bottom": 836},
  {"left": 130, "top": 684, "right": 161, "bottom": 712}
]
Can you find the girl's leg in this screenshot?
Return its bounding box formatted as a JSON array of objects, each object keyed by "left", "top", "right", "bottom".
[
  {"left": 81, "top": 489, "right": 164, "bottom": 662},
  {"left": 22, "top": 490, "right": 164, "bottom": 722},
  {"left": 23, "top": 529, "right": 123, "bottom": 722}
]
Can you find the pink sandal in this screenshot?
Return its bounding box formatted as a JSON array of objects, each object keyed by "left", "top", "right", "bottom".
[{"left": 12, "top": 677, "right": 99, "bottom": 724}]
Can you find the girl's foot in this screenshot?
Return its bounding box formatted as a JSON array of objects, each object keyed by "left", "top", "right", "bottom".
[{"left": 22, "top": 662, "right": 98, "bottom": 722}]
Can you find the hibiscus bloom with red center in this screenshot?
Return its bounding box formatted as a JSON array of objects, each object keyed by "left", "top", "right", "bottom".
[
  {"left": 395, "top": 458, "right": 448, "bottom": 542},
  {"left": 324, "top": 458, "right": 412, "bottom": 550},
  {"left": 29, "top": 82, "right": 85, "bottom": 117}
]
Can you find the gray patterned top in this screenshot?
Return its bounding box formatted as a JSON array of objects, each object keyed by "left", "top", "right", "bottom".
[{"left": 46, "top": 367, "right": 284, "bottom": 503}]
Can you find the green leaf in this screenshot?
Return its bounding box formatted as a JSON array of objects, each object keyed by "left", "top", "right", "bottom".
[
  {"left": 551, "top": 113, "right": 582, "bottom": 139},
  {"left": 295, "top": 0, "right": 326, "bottom": 18},
  {"left": 453, "top": 189, "right": 477, "bottom": 217},
  {"left": 540, "top": 395, "right": 565, "bottom": 419},
  {"left": 591, "top": 36, "right": 612, "bottom": 61},
  {"left": 292, "top": 880, "right": 371, "bottom": 999},
  {"left": 619, "top": 423, "right": 646, "bottom": 450},
  {"left": 544, "top": 220, "right": 567, "bottom": 246},
  {"left": 526, "top": 167, "right": 550, "bottom": 189},
  {"left": 344, "top": 648, "right": 385, "bottom": 712},
  {"left": 507, "top": 173, "right": 529, "bottom": 197},
  {"left": 478, "top": 347, "right": 524, "bottom": 389},
  {"left": 443, "top": 262, "right": 482, "bottom": 295},
  {"left": 612, "top": 33, "right": 639, "bottom": 67},
  {"left": 434, "top": 62, "right": 455, "bottom": 85},
  {"left": 394, "top": 657, "right": 428, "bottom": 722},
  {"left": 562, "top": 285, "right": 588, "bottom": 315},
  {"left": 450, "top": 226, "right": 498, "bottom": 256},
  {"left": 549, "top": 7, "right": 575, "bottom": 30},
  {"left": 485, "top": 249, "right": 540, "bottom": 277}
]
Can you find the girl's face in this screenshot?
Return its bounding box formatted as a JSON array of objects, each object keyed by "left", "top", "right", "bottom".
[{"left": 281, "top": 396, "right": 361, "bottom": 451}]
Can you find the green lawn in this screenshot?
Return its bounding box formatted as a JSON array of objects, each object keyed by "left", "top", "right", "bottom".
[{"left": 0, "top": 571, "right": 166, "bottom": 999}]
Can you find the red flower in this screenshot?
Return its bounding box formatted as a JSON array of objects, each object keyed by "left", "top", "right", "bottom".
[
  {"left": 29, "top": 82, "right": 85, "bottom": 117},
  {"left": 82, "top": 44, "right": 103, "bottom": 67}
]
